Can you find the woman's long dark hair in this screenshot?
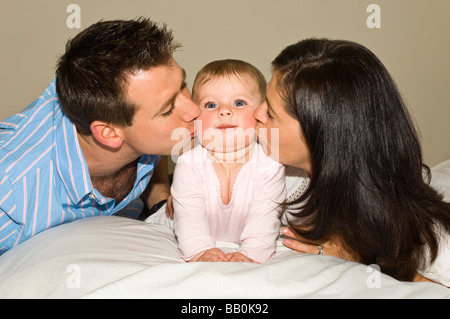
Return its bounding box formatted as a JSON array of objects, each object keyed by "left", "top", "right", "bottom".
[{"left": 274, "top": 38, "right": 450, "bottom": 281}]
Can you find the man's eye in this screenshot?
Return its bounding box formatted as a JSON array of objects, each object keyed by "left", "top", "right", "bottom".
[
  {"left": 233, "top": 100, "right": 246, "bottom": 107},
  {"left": 205, "top": 102, "right": 217, "bottom": 109},
  {"left": 161, "top": 105, "right": 174, "bottom": 117}
]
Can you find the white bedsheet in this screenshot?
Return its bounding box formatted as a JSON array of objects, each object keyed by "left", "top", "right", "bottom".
[
  {"left": 0, "top": 216, "right": 448, "bottom": 299},
  {"left": 0, "top": 160, "right": 449, "bottom": 299}
]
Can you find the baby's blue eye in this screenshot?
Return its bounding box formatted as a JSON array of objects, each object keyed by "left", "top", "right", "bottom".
[
  {"left": 206, "top": 102, "right": 217, "bottom": 109},
  {"left": 234, "top": 100, "right": 246, "bottom": 107}
]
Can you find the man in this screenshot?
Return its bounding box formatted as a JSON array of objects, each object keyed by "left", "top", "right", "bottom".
[{"left": 0, "top": 18, "right": 200, "bottom": 254}]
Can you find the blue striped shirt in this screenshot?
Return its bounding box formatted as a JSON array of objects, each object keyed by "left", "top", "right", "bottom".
[{"left": 0, "top": 79, "right": 159, "bottom": 254}]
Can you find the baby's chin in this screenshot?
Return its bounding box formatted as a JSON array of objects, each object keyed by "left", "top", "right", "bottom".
[
  {"left": 198, "top": 129, "right": 256, "bottom": 150},
  {"left": 202, "top": 139, "right": 257, "bottom": 163},
  {"left": 201, "top": 137, "right": 256, "bottom": 152}
]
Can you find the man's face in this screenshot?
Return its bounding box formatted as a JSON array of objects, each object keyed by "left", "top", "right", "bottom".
[{"left": 121, "top": 59, "right": 201, "bottom": 157}]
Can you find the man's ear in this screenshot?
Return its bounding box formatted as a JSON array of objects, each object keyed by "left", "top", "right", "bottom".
[{"left": 90, "top": 121, "right": 124, "bottom": 149}]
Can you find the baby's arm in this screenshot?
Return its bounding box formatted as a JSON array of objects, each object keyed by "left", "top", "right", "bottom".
[
  {"left": 172, "top": 159, "right": 216, "bottom": 261},
  {"left": 239, "top": 163, "right": 286, "bottom": 263}
]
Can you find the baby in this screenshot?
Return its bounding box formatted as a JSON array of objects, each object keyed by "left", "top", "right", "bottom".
[{"left": 172, "top": 59, "right": 286, "bottom": 263}]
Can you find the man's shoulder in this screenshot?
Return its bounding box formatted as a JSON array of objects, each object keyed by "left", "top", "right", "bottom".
[
  {"left": 1, "top": 80, "right": 60, "bottom": 136},
  {"left": 0, "top": 80, "right": 61, "bottom": 178}
]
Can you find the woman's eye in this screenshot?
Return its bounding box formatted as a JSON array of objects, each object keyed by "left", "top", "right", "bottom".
[
  {"left": 205, "top": 102, "right": 217, "bottom": 109},
  {"left": 233, "top": 100, "right": 246, "bottom": 107}
]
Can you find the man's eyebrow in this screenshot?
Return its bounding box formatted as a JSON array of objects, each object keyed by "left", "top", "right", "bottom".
[
  {"left": 181, "top": 68, "right": 187, "bottom": 86},
  {"left": 155, "top": 68, "right": 187, "bottom": 117}
]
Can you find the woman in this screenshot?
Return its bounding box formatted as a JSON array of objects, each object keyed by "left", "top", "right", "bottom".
[{"left": 254, "top": 38, "right": 450, "bottom": 283}]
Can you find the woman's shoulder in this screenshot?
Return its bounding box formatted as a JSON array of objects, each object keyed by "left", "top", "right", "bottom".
[{"left": 285, "top": 165, "right": 310, "bottom": 202}]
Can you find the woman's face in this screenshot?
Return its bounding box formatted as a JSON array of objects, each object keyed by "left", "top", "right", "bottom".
[{"left": 254, "top": 72, "right": 312, "bottom": 174}]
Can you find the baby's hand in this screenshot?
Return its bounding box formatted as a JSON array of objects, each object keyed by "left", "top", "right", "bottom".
[
  {"left": 226, "top": 252, "right": 258, "bottom": 263},
  {"left": 189, "top": 248, "right": 228, "bottom": 262},
  {"left": 165, "top": 195, "right": 174, "bottom": 219}
]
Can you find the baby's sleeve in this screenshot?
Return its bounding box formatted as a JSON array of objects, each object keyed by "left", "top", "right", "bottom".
[
  {"left": 239, "top": 162, "right": 286, "bottom": 263},
  {"left": 172, "top": 160, "right": 215, "bottom": 261}
]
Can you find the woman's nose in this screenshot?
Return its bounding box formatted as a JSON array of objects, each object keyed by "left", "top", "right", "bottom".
[{"left": 254, "top": 102, "right": 267, "bottom": 124}]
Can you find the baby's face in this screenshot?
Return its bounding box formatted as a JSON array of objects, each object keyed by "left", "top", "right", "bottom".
[{"left": 194, "top": 75, "right": 262, "bottom": 153}]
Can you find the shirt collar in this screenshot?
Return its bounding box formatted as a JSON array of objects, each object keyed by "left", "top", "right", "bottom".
[{"left": 54, "top": 102, "right": 94, "bottom": 205}]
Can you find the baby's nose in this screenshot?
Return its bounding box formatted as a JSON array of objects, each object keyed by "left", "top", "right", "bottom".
[{"left": 218, "top": 106, "right": 232, "bottom": 117}]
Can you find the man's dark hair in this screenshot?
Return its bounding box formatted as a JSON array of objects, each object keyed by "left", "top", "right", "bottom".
[{"left": 56, "top": 17, "right": 180, "bottom": 135}]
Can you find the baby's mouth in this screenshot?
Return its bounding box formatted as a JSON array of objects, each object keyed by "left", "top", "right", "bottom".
[{"left": 216, "top": 124, "right": 237, "bottom": 130}]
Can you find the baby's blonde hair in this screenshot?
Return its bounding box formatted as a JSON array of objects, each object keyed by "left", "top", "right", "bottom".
[{"left": 192, "top": 59, "right": 267, "bottom": 102}]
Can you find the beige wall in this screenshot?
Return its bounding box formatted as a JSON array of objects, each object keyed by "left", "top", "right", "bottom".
[{"left": 1, "top": 0, "right": 449, "bottom": 166}]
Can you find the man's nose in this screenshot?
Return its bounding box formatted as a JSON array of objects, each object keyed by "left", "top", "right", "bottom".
[{"left": 182, "top": 96, "right": 201, "bottom": 122}]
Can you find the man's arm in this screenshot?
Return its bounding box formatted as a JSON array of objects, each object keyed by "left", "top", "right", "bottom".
[{"left": 141, "top": 156, "right": 171, "bottom": 210}]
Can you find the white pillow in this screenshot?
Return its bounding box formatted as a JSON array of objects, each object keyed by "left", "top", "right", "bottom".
[
  {"left": 0, "top": 216, "right": 182, "bottom": 298},
  {"left": 419, "top": 160, "right": 450, "bottom": 285},
  {"left": 1, "top": 215, "right": 449, "bottom": 298},
  {"left": 0, "top": 160, "right": 449, "bottom": 298},
  {"left": 430, "top": 159, "right": 450, "bottom": 202}
]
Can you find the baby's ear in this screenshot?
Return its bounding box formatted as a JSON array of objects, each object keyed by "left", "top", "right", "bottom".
[{"left": 90, "top": 121, "right": 124, "bottom": 149}]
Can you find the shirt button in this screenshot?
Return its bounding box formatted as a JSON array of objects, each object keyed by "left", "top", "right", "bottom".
[{"left": 89, "top": 193, "right": 96, "bottom": 200}]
